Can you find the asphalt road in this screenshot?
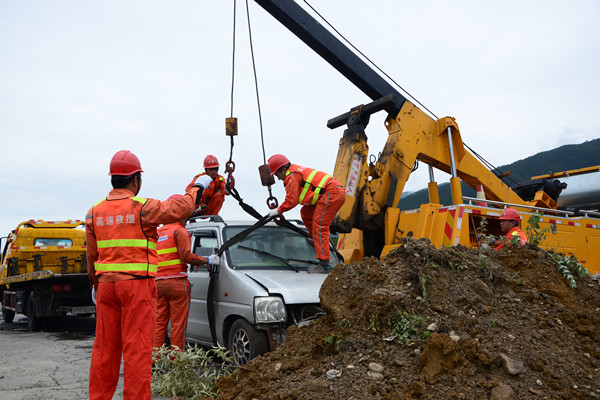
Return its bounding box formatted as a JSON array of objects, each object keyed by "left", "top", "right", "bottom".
[{"left": 0, "top": 314, "right": 169, "bottom": 400}]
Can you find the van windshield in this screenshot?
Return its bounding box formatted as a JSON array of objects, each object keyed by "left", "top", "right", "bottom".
[{"left": 223, "top": 225, "right": 341, "bottom": 269}]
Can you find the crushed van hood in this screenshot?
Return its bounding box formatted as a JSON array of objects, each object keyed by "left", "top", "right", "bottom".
[{"left": 244, "top": 270, "right": 328, "bottom": 304}]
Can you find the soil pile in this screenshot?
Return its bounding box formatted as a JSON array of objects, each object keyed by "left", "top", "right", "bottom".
[{"left": 209, "top": 239, "right": 600, "bottom": 399}]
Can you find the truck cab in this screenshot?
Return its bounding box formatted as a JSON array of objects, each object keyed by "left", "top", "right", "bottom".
[{"left": 184, "top": 217, "right": 341, "bottom": 365}]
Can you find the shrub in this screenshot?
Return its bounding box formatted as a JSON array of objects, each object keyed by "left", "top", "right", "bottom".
[{"left": 152, "top": 344, "right": 233, "bottom": 399}]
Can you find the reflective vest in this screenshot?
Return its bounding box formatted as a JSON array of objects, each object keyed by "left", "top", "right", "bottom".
[
  {"left": 507, "top": 226, "right": 528, "bottom": 246},
  {"left": 91, "top": 196, "right": 158, "bottom": 277},
  {"left": 496, "top": 226, "right": 528, "bottom": 249},
  {"left": 287, "top": 164, "right": 333, "bottom": 206},
  {"left": 156, "top": 223, "right": 188, "bottom": 277}
]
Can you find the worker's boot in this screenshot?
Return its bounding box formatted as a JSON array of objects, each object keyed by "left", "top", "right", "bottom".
[{"left": 308, "top": 259, "right": 331, "bottom": 274}]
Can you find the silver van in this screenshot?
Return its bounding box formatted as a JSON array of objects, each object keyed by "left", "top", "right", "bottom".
[{"left": 185, "top": 217, "right": 341, "bottom": 365}]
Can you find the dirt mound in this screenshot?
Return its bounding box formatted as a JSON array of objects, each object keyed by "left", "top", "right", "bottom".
[{"left": 208, "top": 239, "right": 600, "bottom": 399}]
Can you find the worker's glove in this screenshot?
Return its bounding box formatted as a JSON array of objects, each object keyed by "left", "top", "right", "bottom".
[
  {"left": 207, "top": 254, "right": 220, "bottom": 273},
  {"left": 208, "top": 254, "right": 220, "bottom": 265},
  {"left": 194, "top": 175, "right": 213, "bottom": 189},
  {"left": 91, "top": 287, "right": 96, "bottom": 305},
  {"left": 267, "top": 209, "right": 280, "bottom": 218}
]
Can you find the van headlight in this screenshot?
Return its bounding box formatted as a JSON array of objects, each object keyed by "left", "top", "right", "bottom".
[{"left": 254, "top": 296, "right": 287, "bottom": 323}]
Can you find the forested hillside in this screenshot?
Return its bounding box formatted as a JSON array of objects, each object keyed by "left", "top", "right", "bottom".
[{"left": 398, "top": 138, "right": 600, "bottom": 210}]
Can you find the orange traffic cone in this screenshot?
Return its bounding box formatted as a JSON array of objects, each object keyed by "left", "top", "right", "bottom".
[{"left": 476, "top": 184, "right": 487, "bottom": 207}]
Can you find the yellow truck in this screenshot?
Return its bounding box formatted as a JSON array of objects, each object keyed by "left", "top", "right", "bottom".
[
  {"left": 0, "top": 220, "right": 94, "bottom": 331},
  {"left": 254, "top": 0, "right": 600, "bottom": 274}
]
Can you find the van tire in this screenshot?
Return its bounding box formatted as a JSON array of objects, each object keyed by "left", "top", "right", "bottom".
[{"left": 228, "top": 319, "right": 268, "bottom": 366}]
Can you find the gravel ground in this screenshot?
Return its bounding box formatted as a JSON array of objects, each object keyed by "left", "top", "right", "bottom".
[{"left": 0, "top": 314, "right": 170, "bottom": 400}]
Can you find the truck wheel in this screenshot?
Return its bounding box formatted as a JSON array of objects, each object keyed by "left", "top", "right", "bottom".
[
  {"left": 2, "top": 308, "right": 15, "bottom": 323},
  {"left": 27, "top": 294, "right": 43, "bottom": 332},
  {"left": 227, "top": 319, "right": 269, "bottom": 366}
]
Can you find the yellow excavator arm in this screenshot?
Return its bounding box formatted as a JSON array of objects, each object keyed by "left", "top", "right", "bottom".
[{"left": 331, "top": 99, "right": 526, "bottom": 234}]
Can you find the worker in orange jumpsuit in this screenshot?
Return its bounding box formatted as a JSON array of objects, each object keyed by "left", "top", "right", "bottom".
[
  {"left": 496, "top": 207, "right": 528, "bottom": 249},
  {"left": 153, "top": 194, "right": 219, "bottom": 351},
  {"left": 85, "top": 150, "right": 216, "bottom": 400},
  {"left": 266, "top": 154, "right": 346, "bottom": 272},
  {"left": 194, "top": 155, "right": 229, "bottom": 216}
]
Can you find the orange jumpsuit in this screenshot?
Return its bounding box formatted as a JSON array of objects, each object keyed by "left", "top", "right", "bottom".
[
  {"left": 278, "top": 164, "right": 346, "bottom": 261},
  {"left": 153, "top": 222, "right": 204, "bottom": 351},
  {"left": 496, "top": 226, "right": 528, "bottom": 249},
  {"left": 198, "top": 173, "right": 228, "bottom": 216},
  {"left": 86, "top": 182, "right": 198, "bottom": 400}
]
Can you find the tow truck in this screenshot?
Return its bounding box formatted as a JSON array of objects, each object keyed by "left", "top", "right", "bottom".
[
  {"left": 0, "top": 220, "right": 94, "bottom": 330},
  {"left": 252, "top": 0, "right": 600, "bottom": 272}
]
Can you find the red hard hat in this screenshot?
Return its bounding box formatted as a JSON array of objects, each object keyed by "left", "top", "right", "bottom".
[
  {"left": 167, "top": 194, "right": 183, "bottom": 202},
  {"left": 500, "top": 208, "right": 521, "bottom": 222},
  {"left": 203, "top": 155, "right": 220, "bottom": 169},
  {"left": 109, "top": 150, "right": 143, "bottom": 176},
  {"left": 268, "top": 154, "right": 290, "bottom": 176}
]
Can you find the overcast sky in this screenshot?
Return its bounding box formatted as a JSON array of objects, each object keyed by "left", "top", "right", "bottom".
[{"left": 1, "top": 0, "right": 599, "bottom": 238}]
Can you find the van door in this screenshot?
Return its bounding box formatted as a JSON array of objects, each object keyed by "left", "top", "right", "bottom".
[{"left": 186, "top": 229, "right": 219, "bottom": 344}]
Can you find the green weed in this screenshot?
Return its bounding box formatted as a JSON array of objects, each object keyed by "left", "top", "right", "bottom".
[
  {"left": 322, "top": 332, "right": 343, "bottom": 353},
  {"left": 338, "top": 318, "right": 352, "bottom": 328},
  {"left": 552, "top": 254, "right": 589, "bottom": 288},
  {"left": 151, "top": 344, "right": 233, "bottom": 399},
  {"left": 368, "top": 313, "right": 380, "bottom": 333},
  {"left": 419, "top": 275, "right": 427, "bottom": 300},
  {"left": 389, "top": 311, "right": 422, "bottom": 343},
  {"left": 448, "top": 261, "right": 467, "bottom": 271},
  {"left": 475, "top": 217, "right": 497, "bottom": 246},
  {"left": 525, "top": 212, "right": 551, "bottom": 246}
]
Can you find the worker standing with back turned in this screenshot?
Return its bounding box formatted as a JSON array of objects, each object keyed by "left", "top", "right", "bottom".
[
  {"left": 496, "top": 207, "right": 528, "bottom": 249},
  {"left": 153, "top": 195, "right": 220, "bottom": 351},
  {"left": 194, "top": 155, "right": 229, "bottom": 216},
  {"left": 266, "top": 154, "right": 345, "bottom": 272},
  {"left": 85, "top": 150, "right": 214, "bottom": 400}
]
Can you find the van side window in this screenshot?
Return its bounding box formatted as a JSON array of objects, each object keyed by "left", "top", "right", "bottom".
[{"left": 192, "top": 231, "right": 218, "bottom": 257}]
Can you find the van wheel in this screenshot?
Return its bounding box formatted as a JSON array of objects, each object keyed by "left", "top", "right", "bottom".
[
  {"left": 27, "top": 293, "right": 43, "bottom": 332},
  {"left": 2, "top": 308, "right": 15, "bottom": 323},
  {"left": 228, "top": 319, "right": 269, "bottom": 366}
]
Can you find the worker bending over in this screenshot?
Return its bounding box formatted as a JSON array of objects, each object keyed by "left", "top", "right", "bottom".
[
  {"left": 266, "top": 154, "right": 345, "bottom": 272},
  {"left": 153, "top": 194, "right": 220, "bottom": 352},
  {"left": 85, "top": 150, "right": 213, "bottom": 400},
  {"left": 496, "top": 207, "right": 528, "bottom": 249},
  {"left": 194, "top": 155, "right": 229, "bottom": 216}
]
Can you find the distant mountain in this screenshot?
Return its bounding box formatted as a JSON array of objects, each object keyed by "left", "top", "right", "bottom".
[{"left": 397, "top": 138, "right": 600, "bottom": 210}]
